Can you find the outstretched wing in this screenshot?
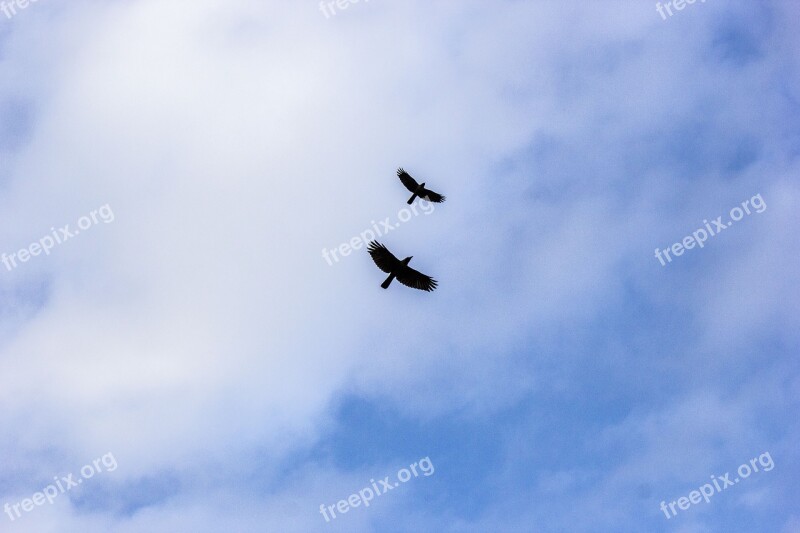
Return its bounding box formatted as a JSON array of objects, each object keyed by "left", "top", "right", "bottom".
[
  {"left": 367, "top": 241, "right": 401, "bottom": 274},
  {"left": 397, "top": 168, "right": 419, "bottom": 193},
  {"left": 420, "top": 188, "right": 446, "bottom": 203},
  {"left": 396, "top": 265, "right": 438, "bottom": 292}
]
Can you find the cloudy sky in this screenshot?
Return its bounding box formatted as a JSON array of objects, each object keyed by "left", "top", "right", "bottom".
[{"left": 0, "top": 0, "right": 798, "bottom": 531}]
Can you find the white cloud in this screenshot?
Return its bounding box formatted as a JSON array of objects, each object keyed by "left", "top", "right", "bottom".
[{"left": 0, "top": 0, "right": 797, "bottom": 531}]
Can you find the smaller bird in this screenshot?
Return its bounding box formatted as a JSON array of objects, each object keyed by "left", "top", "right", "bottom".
[
  {"left": 367, "top": 241, "right": 438, "bottom": 292},
  {"left": 397, "top": 168, "right": 446, "bottom": 205}
]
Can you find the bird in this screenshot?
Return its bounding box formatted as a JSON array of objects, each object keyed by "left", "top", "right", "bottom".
[
  {"left": 397, "top": 168, "right": 446, "bottom": 205},
  {"left": 367, "top": 241, "right": 438, "bottom": 292}
]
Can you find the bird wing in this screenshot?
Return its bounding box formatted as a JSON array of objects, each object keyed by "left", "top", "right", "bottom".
[
  {"left": 396, "top": 265, "right": 438, "bottom": 292},
  {"left": 396, "top": 168, "right": 419, "bottom": 193},
  {"left": 420, "top": 188, "right": 446, "bottom": 203},
  {"left": 367, "top": 241, "right": 401, "bottom": 274}
]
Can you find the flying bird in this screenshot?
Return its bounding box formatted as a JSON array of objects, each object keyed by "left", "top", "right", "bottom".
[
  {"left": 367, "top": 241, "right": 438, "bottom": 292},
  {"left": 397, "top": 168, "right": 446, "bottom": 205}
]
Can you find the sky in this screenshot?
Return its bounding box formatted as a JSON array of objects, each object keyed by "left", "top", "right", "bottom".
[{"left": 0, "top": 0, "right": 798, "bottom": 532}]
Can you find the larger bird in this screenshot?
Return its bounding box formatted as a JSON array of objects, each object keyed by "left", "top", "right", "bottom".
[
  {"left": 367, "top": 241, "right": 438, "bottom": 292},
  {"left": 397, "top": 168, "right": 446, "bottom": 205}
]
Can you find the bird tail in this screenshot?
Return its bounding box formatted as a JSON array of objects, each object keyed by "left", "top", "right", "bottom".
[
  {"left": 407, "top": 193, "right": 417, "bottom": 205},
  {"left": 381, "top": 274, "right": 395, "bottom": 289}
]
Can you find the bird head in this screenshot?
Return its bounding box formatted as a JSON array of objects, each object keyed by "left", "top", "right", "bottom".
[
  {"left": 402, "top": 256, "right": 412, "bottom": 264},
  {"left": 420, "top": 182, "right": 426, "bottom": 187}
]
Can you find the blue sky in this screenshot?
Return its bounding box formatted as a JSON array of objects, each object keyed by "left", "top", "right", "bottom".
[{"left": 0, "top": 0, "right": 798, "bottom": 532}]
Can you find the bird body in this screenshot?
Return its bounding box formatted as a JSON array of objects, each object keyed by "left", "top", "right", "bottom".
[
  {"left": 397, "top": 168, "right": 446, "bottom": 205},
  {"left": 367, "top": 241, "right": 437, "bottom": 292}
]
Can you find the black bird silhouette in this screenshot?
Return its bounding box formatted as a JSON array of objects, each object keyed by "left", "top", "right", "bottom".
[
  {"left": 367, "top": 241, "right": 438, "bottom": 292},
  {"left": 397, "top": 168, "right": 446, "bottom": 205}
]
